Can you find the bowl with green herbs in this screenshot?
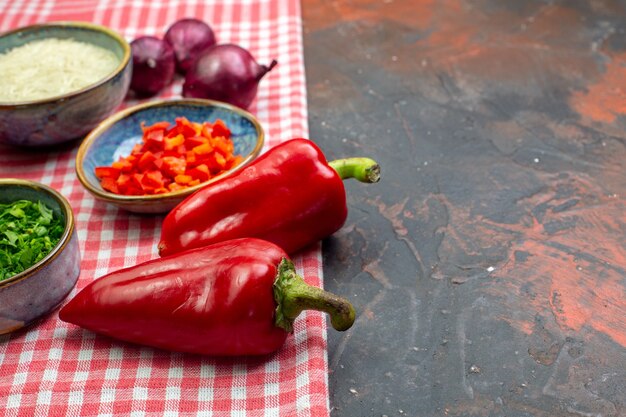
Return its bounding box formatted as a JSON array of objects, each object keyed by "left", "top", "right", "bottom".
[{"left": 0, "top": 178, "right": 80, "bottom": 334}]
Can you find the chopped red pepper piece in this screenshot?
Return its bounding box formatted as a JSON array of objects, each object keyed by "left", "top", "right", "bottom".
[
  {"left": 131, "top": 173, "right": 144, "bottom": 190},
  {"left": 185, "top": 136, "right": 206, "bottom": 149},
  {"left": 137, "top": 151, "right": 157, "bottom": 171},
  {"left": 164, "top": 134, "right": 185, "bottom": 151},
  {"left": 192, "top": 142, "right": 213, "bottom": 155},
  {"left": 174, "top": 174, "right": 193, "bottom": 185},
  {"left": 185, "top": 150, "right": 197, "bottom": 166},
  {"left": 95, "top": 167, "right": 121, "bottom": 180},
  {"left": 100, "top": 177, "right": 119, "bottom": 194},
  {"left": 141, "top": 121, "right": 170, "bottom": 134},
  {"left": 142, "top": 170, "right": 165, "bottom": 189},
  {"left": 117, "top": 174, "right": 143, "bottom": 195},
  {"left": 168, "top": 182, "right": 186, "bottom": 192},
  {"left": 214, "top": 139, "right": 234, "bottom": 158},
  {"left": 187, "top": 164, "right": 211, "bottom": 182},
  {"left": 212, "top": 119, "right": 230, "bottom": 138},
  {"left": 201, "top": 123, "right": 213, "bottom": 139},
  {"left": 161, "top": 156, "right": 186, "bottom": 177},
  {"left": 206, "top": 152, "right": 227, "bottom": 173},
  {"left": 144, "top": 130, "right": 165, "bottom": 151},
  {"left": 227, "top": 155, "right": 244, "bottom": 169},
  {"left": 170, "top": 117, "right": 198, "bottom": 138},
  {"left": 111, "top": 159, "right": 133, "bottom": 172}
]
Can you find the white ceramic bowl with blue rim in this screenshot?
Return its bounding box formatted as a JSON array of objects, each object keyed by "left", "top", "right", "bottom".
[{"left": 75, "top": 98, "right": 265, "bottom": 214}]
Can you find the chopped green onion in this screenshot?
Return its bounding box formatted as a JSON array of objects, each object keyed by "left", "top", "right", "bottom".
[{"left": 0, "top": 200, "right": 64, "bottom": 281}]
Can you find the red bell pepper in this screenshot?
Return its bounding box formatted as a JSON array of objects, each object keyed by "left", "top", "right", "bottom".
[
  {"left": 158, "top": 138, "right": 380, "bottom": 257},
  {"left": 59, "top": 238, "right": 354, "bottom": 356}
]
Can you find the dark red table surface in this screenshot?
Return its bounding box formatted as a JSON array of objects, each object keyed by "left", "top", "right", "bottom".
[{"left": 302, "top": 1, "right": 626, "bottom": 416}]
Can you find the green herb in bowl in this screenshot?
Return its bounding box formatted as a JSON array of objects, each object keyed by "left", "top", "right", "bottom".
[{"left": 0, "top": 200, "right": 64, "bottom": 281}]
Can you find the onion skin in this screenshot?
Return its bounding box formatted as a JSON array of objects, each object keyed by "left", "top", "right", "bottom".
[
  {"left": 164, "top": 18, "right": 217, "bottom": 74},
  {"left": 182, "top": 44, "right": 277, "bottom": 109},
  {"left": 130, "top": 36, "right": 175, "bottom": 96}
]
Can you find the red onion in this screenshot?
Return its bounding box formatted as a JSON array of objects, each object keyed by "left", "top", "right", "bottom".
[
  {"left": 182, "top": 44, "right": 277, "bottom": 109},
  {"left": 130, "top": 36, "right": 175, "bottom": 96},
  {"left": 164, "top": 18, "right": 216, "bottom": 74}
]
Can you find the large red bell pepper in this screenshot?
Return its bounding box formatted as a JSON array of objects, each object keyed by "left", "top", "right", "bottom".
[
  {"left": 158, "top": 138, "right": 380, "bottom": 257},
  {"left": 59, "top": 238, "right": 355, "bottom": 356}
]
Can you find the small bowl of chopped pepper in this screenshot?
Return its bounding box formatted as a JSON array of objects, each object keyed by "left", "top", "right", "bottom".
[
  {"left": 76, "top": 98, "right": 264, "bottom": 213},
  {"left": 0, "top": 178, "right": 81, "bottom": 334}
]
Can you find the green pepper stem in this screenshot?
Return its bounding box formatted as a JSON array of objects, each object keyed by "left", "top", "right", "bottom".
[
  {"left": 273, "top": 258, "right": 355, "bottom": 333},
  {"left": 328, "top": 157, "right": 381, "bottom": 183}
]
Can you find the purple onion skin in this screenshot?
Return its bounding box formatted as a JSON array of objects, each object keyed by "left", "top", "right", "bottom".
[
  {"left": 182, "top": 44, "right": 277, "bottom": 109},
  {"left": 164, "top": 18, "right": 216, "bottom": 74},
  {"left": 130, "top": 36, "right": 176, "bottom": 96}
]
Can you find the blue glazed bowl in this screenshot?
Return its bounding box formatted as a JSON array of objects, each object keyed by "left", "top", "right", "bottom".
[
  {"left": 76, "top": 98, "right": 265, "bottom": 214},
  {"left": 0, "top": 179, "right": 81, "bottom": 334},
  {"left": 0, "top": 21, "right": 131, "bottom": 147}
]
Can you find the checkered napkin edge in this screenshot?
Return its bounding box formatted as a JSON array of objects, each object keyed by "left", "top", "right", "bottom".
[{"left": 0, "top": 1, "right": 331, "bottom": 416}]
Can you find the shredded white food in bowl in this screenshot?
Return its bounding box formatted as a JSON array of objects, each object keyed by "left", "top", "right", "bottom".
[{"left": 0, "top": 37, "right": 120, "bottom": 103}]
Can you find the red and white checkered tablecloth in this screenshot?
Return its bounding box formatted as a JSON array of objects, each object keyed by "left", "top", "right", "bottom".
[{"left": 0, "top": 1, "right": 331, "bottom": 416}]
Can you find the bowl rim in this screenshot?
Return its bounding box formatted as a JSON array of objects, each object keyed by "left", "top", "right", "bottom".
[
  {"left": 0, "top": 178, "right": 76, "bottom": 289},
  {"left": 75, "top": 98, "right": 265, "bottom": 204},
  {"left": 0, "top": 21, "right": 131, "bottom": 108}
]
